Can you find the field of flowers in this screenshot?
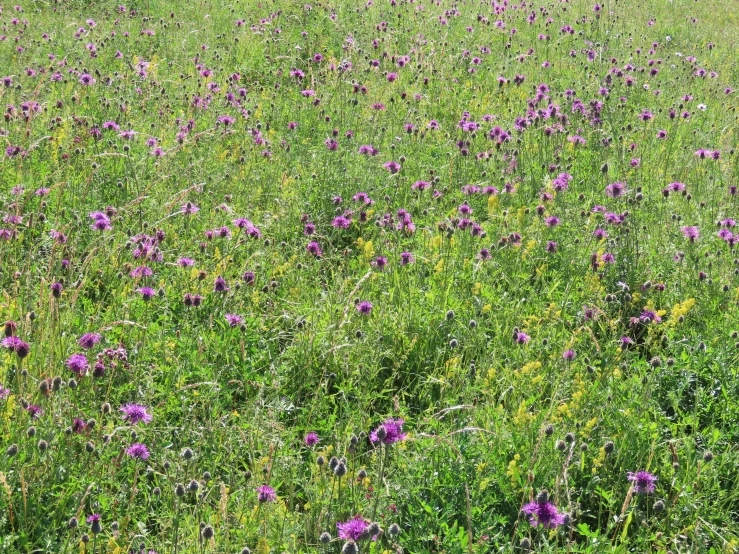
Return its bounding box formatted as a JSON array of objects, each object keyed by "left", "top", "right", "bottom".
[{"left": 1, "top": 0, "right": 738, "bottom": 552}]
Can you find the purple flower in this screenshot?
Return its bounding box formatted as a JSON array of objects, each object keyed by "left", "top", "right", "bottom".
[
  {"left": 383, "top": 161, "right": 401, "bottom": 174},
  {"left": 681, "top": 226, "right": 699, "bottom": 242},
  {"left": 72, "top": 418, "right": 86, "bottom": 433},
  {"left": 79, "top": 333, "right": 102, "bottom": 350},
  {"left": 370, "top": 418, "right": 406, "bottom": 445},
  {"left": 337, "top": 516, "right": 370, "bottom": 540},
  {"left": 562, "top": 349, "right": 576, "bottom": 360},
  {"left": 137, "top": 287, "right": 156, "bottom": 300},
  {"left": 214, "top": 276, "right": 230, "bottom": 292},
  {"left": 628, "top": 470, "right": 657, "bottom": 494},
  {"left": 26, "top": 404, "right": 44, "bottom": 419},
  {"left": 399, "top": 251, "right": 414, "bottom": 266},
  {"left": 544, "top": 216, "right": 560, "bottom": 227},
  {"left": 515, "top": 332, "right": 530, "bottom": 344},
  {"left": 332, "top": 215, "right": 352, "bottom": 229},
  {"left": 522, "top": 494, "right": 565, "bottom": 528},
  {"left": 225, "top": 314, "right": 243, "bottom": 327},
  {"left": 177, "top": 257, "right": 195, "bottom": 267},
  {"left": 89, "top": 212, "right": 112, "bottom": 231},
  {"left": 306, "top": 241, "right": 323, "bottom": 257},
  {"left": 126, "top": 443, "right": 150, "bottom": 460},
  {"left": 120, "top": 403, "right": 153, "bottom": 425},
  {"left": 372, "top": 256, "right": 388, "bottom": 270},
  {"left": 605, "top": 182, "right": 627, "bottom": 198},
  {"left": 304, "top": 432, "right": 320, "bottom": 447},
  {"left": 356, "top": 301, "right": 373, "bottom": 315},
  {"left": 65, "top": 353, "right": 89, "bottom": 375},
  {"left": 256, "top": 485, "right": 276, "bottom": 503},
  {"left": 639, "top": 310, "right": 662, "bottom": 324},
  {"left": 2, "top": 336, "right": 30, "bottom": 359},
  {"left": 0, "top": 386, "right": 9, "bottom": 400}
]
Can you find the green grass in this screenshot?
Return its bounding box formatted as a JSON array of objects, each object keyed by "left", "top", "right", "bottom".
[{"left": 1, "top": 0, "right": 739, "bottom": 552}]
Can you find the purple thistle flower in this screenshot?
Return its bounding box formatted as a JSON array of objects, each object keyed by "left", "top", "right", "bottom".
[
  {"left": 120, "top": 403, "right": 153, "bottom": 425},
  {"left": 214, "top": 276, "right": 230, "bottom": 292},
  {"left": 337, "top": 516, "right": 370, "bottom": 540},
  {"left": 372, "top": 256, "right": 388, "bottom": 269},
  {"left": 72, "top": 418, "right": 86, "bottom": 433},
  {"left": 304, "top": 432, "right": 320, "bottom": 447},
  {"left": 79, "top": 333, "right": 102, "bottom": 350},
  {"left": 605, "top": 182, "right": 627, "bottom": 198},
  {"left": 137, "top": 287, "right": 156, "bottom": 300},
  {"left": 628, "top": 470, "right": 657, "bottom": 494},
  {"left": 225, "top": 314, "right": 243, "bottom": 327},
  {"left": 383, "top": 161, "right": 401, "bottom": 174},
  {"left": 639, "top": 310, "right": 662, "bottom": 324},
  {"left": 306, "top": 241, "right": 323, "bottom": 257},
  {"left": 515, "top": 332, "right": 530, "bottom": 344},
  {"left": 26, "top": 404, "right": 44, "bottom": 419},
  {"left": 522, "top": 494, "right": 565, "bottom": 528},
  {"left": 681, "top": 226, "right": 699, "bottom": 242},
  {"left": 370, "top": 418, "right": 406, "bottom": 445},
  {"left": 126, "top": 443, "right": 150, "bottom": 460},
  {"left": 256, "top": 485, "right": 276, "bottom": 503},
  {"left": 399, "top": 251, "right": 414, "bottom": 266},
  {"left": 544, "top": 216, "right": 560, "bottom": 227},
  {"left": 332, "top": 215, "right": 352, "bottom": 229},
  {"left": 65, "top": 353, "right": 89, "bottom": 375},
  {"left": 89, "top": 212, "right": 112, "bottom": 231},
  {"left": 562, "top": 349, "right": 576, "bottom": 360},
  {"left": 1, "top": 336, "right": 30, "bottom": 359},
  {"left": 356, "top": 301, "right": 373, "bottom": 315}
]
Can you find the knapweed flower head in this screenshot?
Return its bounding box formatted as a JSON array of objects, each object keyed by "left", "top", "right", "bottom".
[
  {"left": 86, "top": 513, "right": 102, "bottom": 534},
  {"left": 370, "top": 418, "right": 406, "bottom": 445},
  {"left": 681, "top": 226, "right": 699, "bottom": 242},
  {"left": 522, "top": 491, "right": 565, "bottom": 528},
  {"left": 120, "top": 403, "right": 153, "bottom": 425},
  {"left": 65, "top": 353, "right": 89, "bottom": 375},
  {"left": 26, "top": 404, "right": 44, "bottom": 419},
  {"left": 337, "top": 516, "right": 370, "bottom": 541},
  {"left": 213, "top": 276, "right": 230, "bottom": 292},
  {"left": 78, "top": 333, "right": 102, "bottom": 350},
  {"left": 256, "top": 484, "right": 276, "bottom": 503},
  {"left": 639, "top": 310, "right": 662, "bottom": 324},
  {"left": 225, "top": 314, "right": 243, "bottom": 327},
  {"left": 137, "top": 287, "right": 156, "bottom": 300},
  {"left": 628, "top": 470, "right": 657, "bottom": 494},
  {"left": 383, "top": 161, "right": 401, "bottom": 174},
  {"left": 126, "top": 443, "right": 150, "bottom": 460},
  {"left": 605, "top": 182, "right": 627, "bottom": 197},
  {"left": 2, "top": 336, "right": 30, "bottom": 358},
  {"left": 356, "top": 301, "right": 373, "bottom": 315},
  {"left": 304, "top": 432, "right": 320, "bottom": 447},
  {"left": 306, "top": 241, "right": 323, "bottom": 257}
]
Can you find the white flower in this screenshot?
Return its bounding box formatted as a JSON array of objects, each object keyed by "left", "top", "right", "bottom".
[{"left": 697, "top": 103, "right": 707, "bottom": 111}]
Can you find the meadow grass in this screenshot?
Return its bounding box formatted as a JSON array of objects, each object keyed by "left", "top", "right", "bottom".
[{"left": 1, "top": 0, "right": 739, "bottom": 552}]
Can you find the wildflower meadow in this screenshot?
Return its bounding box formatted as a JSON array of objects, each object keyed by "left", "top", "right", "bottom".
[{"left": 1, "top": 0, "right": 738, "bottom": 552}]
